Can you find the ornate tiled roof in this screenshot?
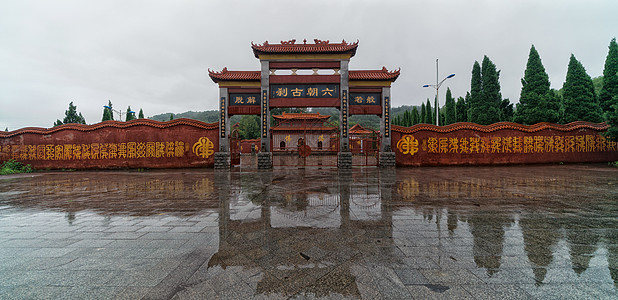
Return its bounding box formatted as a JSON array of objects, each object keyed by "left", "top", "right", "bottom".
[
  {"left": 349, "top": 67, "right": 400, "bottom": 81},
  {"left": 251, "top": 39, "right": 358, "bottom": 57},
  {"left": 272, "top": 112, "right": 331, "bottom": 120},
  {"left": 391, "top": 121, "right": 610, "bottom": 134},
  {"left": 0, "top": 119, "right": 218, "bottom": 138},
  {"left": 208, "top": 68, "right": 260, "bottom": 83},
  {"left": 349, "top": 124, "right": 374, "bottom": 135}
]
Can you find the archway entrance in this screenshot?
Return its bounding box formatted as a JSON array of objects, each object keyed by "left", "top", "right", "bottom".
[
  {"left": 270, "top": 112, "right": 339, "bottom": 167},
  {"left": 209, "top": 39, "right": 400, "bottom": 169}
]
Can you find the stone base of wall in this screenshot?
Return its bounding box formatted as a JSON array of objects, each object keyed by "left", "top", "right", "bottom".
[
  {"left": 214, "top": 152, "right": 230, "bottom": 169},
  {"left": 338, "top": 152, "right": 352, "bottom": 169},
  {"left": 257, "top": 152, "right": 272, "bottom": 169},
  {"left": 379, "top": 152, "right": 396, "bottom": 168}
]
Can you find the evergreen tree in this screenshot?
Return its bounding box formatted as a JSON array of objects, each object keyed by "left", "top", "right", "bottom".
[
  {"left": 561, "top": 54, "right": 603, "bottom": 123},
  {"left": 126, "top": 106, "right": 136, "bottom": 121},
  {"left": 606, "top": 100, "right": 618, "bottom": 141},
  {"left": 61, "top": 102, "right": 86, "bottom": 125},
  {"left": 514, "top": 45, "right": 560, "bottom": 124},
  {"left": 456, "top": 96, "right": 467, "bottom": 122},
  {"left": 393, "top": 115, "right": 401, "bottom": 126},
  {"left": 102, "top": 100, "right": 113, "bottom": 121},
  {"left": 500, "top": 99, "right": 514, "bottom": 122},
  {"left": 420, "top": 103, "right": 426, "bottom": 124},
  {"left": 444, "top": 88, "right": 456, "bottom": 125},
  {"left": 138, "top": 108, "right": 145, "bottom": 119},
  {"left": 169, "top": 113, "right": 174, "bottom": 121},
  {"left": 468, "top": 56, "right": 503, "bottom": 125},
  {"left": 600, "top": 38, "right": 618, "bottom": 116},
  {"left": 239, "top": 115, "right": 260, "bottom": 139},
  {"left": 4, "top": 127, "right": 8, "bottom": 131},
  {"left": 426, "top": 99, "right": 433, "bottom": 125},
  {"left": 402, "top": 110, "right": 410, "bottom": 126},
  {"left": 468, "top": 61, "right": 482, "bottom": 122},
  {"left": 102, "top": 107, "right": 112, "bottom": 121},
  {"left": 411, "top": 107, "right": 420, "bottom": 125}
]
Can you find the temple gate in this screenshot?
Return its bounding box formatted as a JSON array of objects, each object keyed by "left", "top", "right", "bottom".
[{"left": 209, "top": 39, "right": 400, "bottom": 169}]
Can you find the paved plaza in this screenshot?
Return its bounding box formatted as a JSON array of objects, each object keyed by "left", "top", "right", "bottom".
[{"left": 0, "top": 164, "right": 617, "bottom": 299}]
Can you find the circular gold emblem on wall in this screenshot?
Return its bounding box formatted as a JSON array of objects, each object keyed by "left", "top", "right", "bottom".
[
  {"left": 192, "top": 137, "right": 214, "bottom": 159},
  {"left": 396, "top": 135, "right": 419, "bottom": 156}
]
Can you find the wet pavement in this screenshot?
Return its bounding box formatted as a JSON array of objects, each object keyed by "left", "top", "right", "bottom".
[{"left": 0, "top": 164, "right": 617, "bottom": 299}]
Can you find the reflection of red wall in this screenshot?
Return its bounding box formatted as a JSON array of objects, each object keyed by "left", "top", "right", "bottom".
[
  {"left": 240, "top": 139, "right": 261, "bottom": 153},
  {"left": 0, "top": 119, "right": 219, "bottom": 169},
  {"left": 392, "top": 122, "right": 618, "bottom": 167}
]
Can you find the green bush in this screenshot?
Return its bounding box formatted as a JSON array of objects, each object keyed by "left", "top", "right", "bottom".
[{"left": 0, "top": 160, "right": 33, "bottom": 175}]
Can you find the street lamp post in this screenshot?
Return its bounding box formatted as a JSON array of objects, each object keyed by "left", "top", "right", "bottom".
[
  {"left": 104, "top": 105, "right": 135, "bottom": 121},
  {"left": 423, "top": 59, "right": 455, "bottom": 126}
]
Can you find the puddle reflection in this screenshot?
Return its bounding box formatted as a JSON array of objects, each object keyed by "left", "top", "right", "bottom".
[{"left": 0, "top": 165, "right": 616, "bottom": 298}]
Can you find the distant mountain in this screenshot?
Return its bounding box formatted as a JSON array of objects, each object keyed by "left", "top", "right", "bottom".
[{"left": 149, "top": 110, "right": 220, "bottom": 123}]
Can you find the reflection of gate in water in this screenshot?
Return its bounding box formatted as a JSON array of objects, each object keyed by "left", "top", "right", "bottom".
[{"left": 230, "top": 129, "right": 240, "bottom": 166}]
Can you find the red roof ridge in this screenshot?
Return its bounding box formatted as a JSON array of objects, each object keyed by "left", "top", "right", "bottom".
[
  {"left": 391, "top": 121, "right": 610, "bottom": 134},
  {"left": 208, "top": 68, "right": 260, "bottom": 83},
  {"left": 349, "top": 67, "right": 400, "bottom": 81},
  {"left": 349, "top": 124, "right": 374, "bottom": 134},
  {"left": 0, "top": 118, "right": 219, "bottom": 138},
  {"left": 272, "top": 112, "right": 331, "bottom": 120},
  {"left": 251, "top": 39, "right": 359, "bottom": 58}
]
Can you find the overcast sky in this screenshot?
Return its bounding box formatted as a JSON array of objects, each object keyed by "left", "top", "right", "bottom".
[{"left": 1, "top": 0, "right": 617, "bottom": 130}]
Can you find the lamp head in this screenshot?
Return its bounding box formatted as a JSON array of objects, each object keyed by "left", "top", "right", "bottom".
[
  {"left": 422, "top": 85, "right": 430, "bottom": 88},
  {"left": 447, "top": 74, "right": 455, "bottom": 78}
]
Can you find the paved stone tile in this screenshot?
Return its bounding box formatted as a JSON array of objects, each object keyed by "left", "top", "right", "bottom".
[
  {"left": 0, "top": 166, "right": 616, "bottom": 298},
  {"left": 406, "top": 284, "right": 475, "bottom": 300}
]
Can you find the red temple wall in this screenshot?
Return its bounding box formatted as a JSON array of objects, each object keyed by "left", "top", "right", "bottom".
[
  {"left": 0, "top": 119, "right": 219, "bottom": 169},
  {"left": 391, "top": 122, "right": 618, "bottom": 167},
  {"left": 240, "top": 139, "right": 261, "bottom": 153}
]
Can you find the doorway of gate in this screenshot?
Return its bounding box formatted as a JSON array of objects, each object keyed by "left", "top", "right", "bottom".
[
  {"left": 269, "top": 112, "right": 379, "bottom": 167},
  {"left": 271, "top": 112, "right": 339, "bottom": 167},
  {"left": 349, "top": 124, "right": 380, "bottom": 166}
]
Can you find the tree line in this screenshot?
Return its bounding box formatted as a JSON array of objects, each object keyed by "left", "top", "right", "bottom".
[
  {"left": 394, "top": 38, "right": 618, "bottom": 141},
  {"left": 53, "top": 100, "right": 145, "bottom": 127}
]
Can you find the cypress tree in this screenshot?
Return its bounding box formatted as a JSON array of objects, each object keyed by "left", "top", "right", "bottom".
[
  {"left": 500, "top": 99, "right": 514, "bottom": 122},
  {"left": 468, "top": 61, "right": 482, "bottom": 122},
  {"left": 169, "top": 113, "right": 174, "bottom": 121},
  {"left": 102, "top": 108, "right": 112, "bottom": 121},
  {"left": 426, "top": 99, "right": 433, "bottom": 125},
  {"left": 468, "top": 57, "right": 503, "bottom": 125},
  {"left": 606, "top": 100, "right": 618, "bottom": 141},
  {"left": 126, "top": 106, "right": 136, "bottom": 121},
  {"left": 420, "top": 103, "right": 426, "bottom": 124},
  {"left": 62, "top": 102, "right": 86, "bottom": 124},
  {"left": 138, "top": 108, "right": 145, "bottom": 119},
  {"left": 480, "top": 56, "right": 502, "bottom": 124},
  {"left": 411, "top": 107, "right": 420, "bottom": 125},
  {"left": 561, "top": 54, "right": 603, "bottom": 123},
  {"left": 514, "top": 45, "right": 560, "bottom": 124},
  {"left": 600, "top": 38, "right": 618, "bottom": 116},
  {"left": 403, "top": 110, "right": 411, "bottom": 126},
  {"left": 444, "top": 88, "right": 456, "bottom": 125},
  {"left": 456, "top": 96, "right": 467, "bottom": 122},
  {"left": 5, "top": 127, "right": 8, "bottom": 131}
]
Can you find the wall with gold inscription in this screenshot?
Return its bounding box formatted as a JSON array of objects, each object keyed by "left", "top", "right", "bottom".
[
  {"left": 0, "top": 119, "right": 219, "bottom": 169},
  {"left": 392, "top": 122, "right": 618, "bottom": 166}
]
